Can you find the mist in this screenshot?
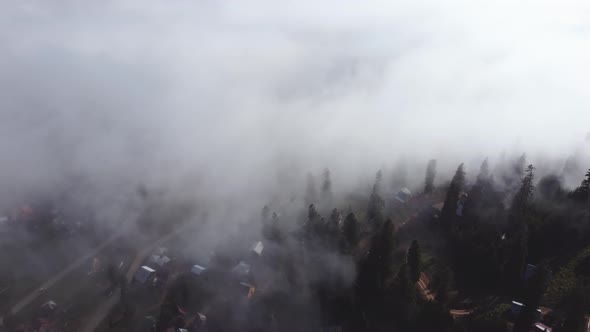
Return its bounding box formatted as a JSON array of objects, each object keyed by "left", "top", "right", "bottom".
[{"left": 2, "top": 1, "right": 590, "bottom": 228}]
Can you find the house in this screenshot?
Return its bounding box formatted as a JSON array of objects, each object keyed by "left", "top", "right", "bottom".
[
  {"left": 532, "top": 322, "right": 552, "bottom": 332},
  {"left": 191, "top": 264, "right": 207, "bottom": 276},
  {"left": 524, "top": 264, "right": 537, "bottom": 280},
  {"left": 133, "top": 266, "right": 156, "bottom": 284},
  {"left": 239, "top": 282, "right": 256, "bottom": 299},
  {"left": 39, "top": 300, "right": 58, "bottom": 316},
  {"left": 188, "top": 313, "right": 207, "bottom": 331},
  {"left": 150, "top": 254, "right": 171, "bottom": 267},
  {"left": 511, "top": 301, "right": 524, "bottom": 316},
  {"left": 395, "top": 188, "right": 412, "bottom": 203},
  {"left": 232, "top": 261, "right": 251, "bottom": 276},
  {"left": 250, "top": 241, "right": 264, "bottom": 256}
]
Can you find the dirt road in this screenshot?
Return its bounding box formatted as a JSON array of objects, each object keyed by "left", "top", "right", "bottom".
[{"left": 0, "top": 230, "right": 125, "bottom": 326}]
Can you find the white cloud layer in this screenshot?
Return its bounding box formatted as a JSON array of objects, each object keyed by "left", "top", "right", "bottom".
[{"left": 1, "top": 1, "right": 589, "bottom": 216}]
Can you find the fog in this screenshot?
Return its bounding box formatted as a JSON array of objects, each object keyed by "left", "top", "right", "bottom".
[{"left": 2, "top": 1, "right": 590, "bottom": 228}]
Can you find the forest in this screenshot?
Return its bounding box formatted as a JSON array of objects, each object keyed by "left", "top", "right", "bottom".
[{"left": 151, "top": 157, "right": 590, "bottom": 332}]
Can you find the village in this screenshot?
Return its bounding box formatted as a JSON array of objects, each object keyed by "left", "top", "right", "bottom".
[{"left": 0, "top": 174, "right": 581, "bottom": 332}]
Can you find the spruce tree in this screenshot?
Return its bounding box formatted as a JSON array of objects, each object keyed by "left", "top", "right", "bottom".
[
  {"left": 268, "top": 212, "right": 283, "bottom": 243},
  {"left": 407, "top": 240, "right": 421, "bottom": 283},
  {"left": 424, "top": 159, "right": 437, "bottom": 195},
  {"left": 342, "top": 212, "right": 359, "bottom": 252},
  {"left": 513, "top": 264, "right": 549, "bottom": 332},
  {"left": 392, "top": 161, "right": 408, "bottom": 190},
  {"left": 440, "top": 163, "right": 466, "bottom": 229},
  {"left": 305, "top": 173, "right": 318, "bottom": 206},
  {"left": 327, "top": 208, "right": 341, "bottom": 250},
  {"left": 261, "top": 205, "right": 270, "bottom": 224},
  {"left": 570, "top": 169, "right": 590, "bottom": 202},
  {"left": 305, "top": 204, "right": 321, "bottom": 247},
  {"left": 367, "top": 170, "right": 385, "bottom": 227},
  {"left": 358, "top": 219, "right": 396, "bottom": 294},
  {"left": 558, "top": 289, "right": 586, "bottom": 332},
  {"left": 511, "top": 164, "right": 535, "bottom": 218},
  {"left": 503, "top": 166, "right": 534, "bottom": 292},
  {"left": 477, "top": 158, "right": 490, "bottom": 185},
  {"left": 321, "top": 168, "right": 333, "bottom": 208}
]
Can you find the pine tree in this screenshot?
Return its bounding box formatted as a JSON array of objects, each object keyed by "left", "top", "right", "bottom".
[
  {"left": 570, "top": 169, "right": 590, "bottom": 202},
  {"left": 268, "top": 212, "right": 283, "bottom": 243},
  {"left": 407, "top": 240, "right": 421, "bottom": 283},
  {"left": 424, "top": 159, "right": 437, "bottom": 195},
  {"left": 432, "top": 264, "right": 452, "bottom": 306},
  {"left": 342, "top": 212, "right": 359, "bottom": 252},
  {"left": 305, "top": 173, "right": 318, "bottom": 206},
  {"left": 358, "top": 219, "right": 396, "bottom": 293},
  {"left": 367, "top": 170, "right": 385, "bottom": 227},
  {"left": 321, "top": 168, "right": 333, "bottom": 208},
  {"left": 261, "top": 205, "right": 270, "bottom": 224},
  {"left": 514, "top": 264, "right": 549, "bottom": 332},
  {"left": 477, "top": 158, "right": 490, "bottom": 185},
  {"left": 391, "top": 161, "right": 408, "bottom": 190},
  {"left": 511, "top": 164, "right": 535, "bottom": 219},
  {"left": 440, "top": 163, "right": 466, "bottom": 229},
  {"left": 304, "top": 204, "right": 321, "bottom": 247},
  {"left": 327, "top": 208, "right": 341, "bottom": 250},
  {"left": 503, "top": 165, "right": 534, "bottom": 292},
  {"left": 394, "top": 263, "right": 418, "bottom": 322},
  {"left": 558, "top": 289, "right": 586, "bottom": 332}
]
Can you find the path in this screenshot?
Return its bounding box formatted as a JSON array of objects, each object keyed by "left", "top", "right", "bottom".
[
  {"left": 416, "top": 272, "right": 473, "bottom": 319},
  {"left": 0, "top": 229, "right": 126, "bottom": 326}
]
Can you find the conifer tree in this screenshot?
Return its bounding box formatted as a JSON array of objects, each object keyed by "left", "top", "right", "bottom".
[
  {"left": 268, "top": 212, "right": 283, "bottom": 243},
  {"left": 570, "top": 169, "right": 590, "bottom": 202},
  {"left": 424, "top": 159, "right": 437, "bottom": 195},
  {"left": 440, "top": 163, "right": 466, "bottom": 229},
  {"left": 511, "top": 164, "right": 535, "bottom": 217},
  {"left": 367, "top": 170, "right": 385, "bottom": 227},
  {"left": 305, "top": 173, "right": 318, "bottom": 206},
  {"left": 558, "top": 289, "right": 587, "bottom": 332},
  {"left": 503, "top": 166, "right": 535, "bottom": 291},
  {"left": 358, "top": 219, "right": 396, "bottom": 293},
  {"left": 261, "top": 205, "right": 270, "bottom": 224},
  {"left": 327, "top": 208, "right": 341, "bottom": 250},
  {"left": 407, "top": 240, "right": 421, "bottom": 283},
  {"left": 477, "top": 158, "right": 490, "bottom": 185},
  {"left": 392, "top": 161, "right": 408, "bottom": 190},
  {"left": 304, "top": 204, "right": 321, "bottom": 247},
  {"left": 321, "top": 168, "right": 333, "bottom": 208},
  {"left": 342, "top": 212, "right": 359, "bottom": 252},
  {"left": 514, "top": 264, "right": 549, "bottom": 332}
]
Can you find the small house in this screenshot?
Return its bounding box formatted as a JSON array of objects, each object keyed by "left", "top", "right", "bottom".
[
  {"left": 232, "top": 261, "right": 251, "bottom": 276},
  {"left": 511, "top": 301, "right": 524, "bottom": 316},
  {"left": 150, "top": 255, "right": 171, "bottom": 267},
  {"left": 39, "top": 300, "right": 58, "bottom": 318},
  {"left": 191, "top": 264, "right": 206, "bottom": 276},
  {"left": 524, "top": 264, "right": 537, "bottom": 280},
  {"left": 250, "top": 241, "right": 264, "bottom": 256},
  {"left": 189, "top": 313, "right": 207, "bottom": 331},
  {"left": 533, "top": 322, "right": 552, "bottom": 332},
  {"left": 134, "top": 266, "right": 156, "bottom": 284},
  {"left": 239, "top": 282, "right": 256, "bottom": 299},
  {"left": 395, "top": 188, "right": 412, "bottom": 203}
]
